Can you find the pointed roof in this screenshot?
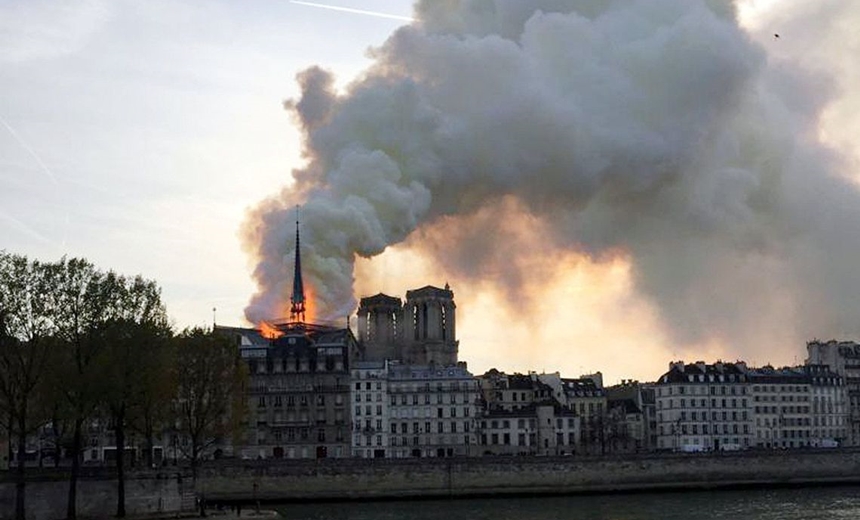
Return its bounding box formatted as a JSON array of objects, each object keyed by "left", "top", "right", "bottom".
[{"left": 290, "top": 208, "right": 306, "bottom": 323}]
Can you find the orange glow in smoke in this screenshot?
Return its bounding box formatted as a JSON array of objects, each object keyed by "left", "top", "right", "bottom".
[{"left": 303, "top": 285, "right": 316, "bottom": 323}]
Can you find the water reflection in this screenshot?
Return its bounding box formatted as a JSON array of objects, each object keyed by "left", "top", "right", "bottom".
[{"left": 277, "top": 486, "right": 860, "bottom": 520}]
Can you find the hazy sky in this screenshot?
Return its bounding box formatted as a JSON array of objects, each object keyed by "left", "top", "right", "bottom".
[{"left": 2, "top": 1, "right": 858, "bottom": 384}]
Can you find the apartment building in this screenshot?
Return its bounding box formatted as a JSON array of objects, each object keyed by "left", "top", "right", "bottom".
[
  {"left": 478, "top": 371, "right": 579, "bottom": 456},
  {"left": 223, "top": 322, "right": 360, "bottom": 460},
  {"left": 807, "top": 340, "right": 860, "bottom": 445},
  {"left": 655, "top": 361, "right": 753, "bottom": 451},
  {"left": 387, "top": 363, "right": 481, "bottom": 458}
]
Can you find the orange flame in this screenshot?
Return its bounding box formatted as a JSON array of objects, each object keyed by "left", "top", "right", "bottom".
[
  {"left": 259, "top": 321, "right": 284, "bottom": 339},
  {"left": 304, "top": 285, "right": 316, "bottom": 323}
]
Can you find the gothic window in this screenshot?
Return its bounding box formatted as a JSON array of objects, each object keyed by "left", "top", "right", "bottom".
[
  {"left": 422, "top": 303, "right": 428, "bottom": 339},
  {"left": 413, "top": 305, "right": 419, "bottom": 340},
  {"left": 441, "top": 306, "right": 447, "bottom": 341}
]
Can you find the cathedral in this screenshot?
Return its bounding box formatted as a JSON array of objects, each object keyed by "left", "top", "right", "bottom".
[{"left": 356, "top": 285, "right": 459, "bottom": 367}]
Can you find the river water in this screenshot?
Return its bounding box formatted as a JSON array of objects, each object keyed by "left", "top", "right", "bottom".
[{"left": 276, "top": 485, "right": 860, "bottom": 520}]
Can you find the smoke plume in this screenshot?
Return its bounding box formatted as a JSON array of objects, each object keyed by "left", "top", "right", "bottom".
[{"left": 243, "top": 0, "right": 860, "bottom": 358}]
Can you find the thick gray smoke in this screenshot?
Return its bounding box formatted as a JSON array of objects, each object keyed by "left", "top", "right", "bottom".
[{"left": 243, "top": 0, "right": 859, "bottom": 354}]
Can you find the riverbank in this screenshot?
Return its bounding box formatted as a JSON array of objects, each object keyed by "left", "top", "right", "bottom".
[
  {"left": 5, "top": 449, "right": 860, "bottom": 518},
  {"left": 197, "top": 449, "right": 860, "bottom": 503}
]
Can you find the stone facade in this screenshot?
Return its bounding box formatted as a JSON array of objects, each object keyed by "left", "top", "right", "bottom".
[
  {"left": 196, "top": 450, "right": 860, "bottom": 502},
  {"left": 748, "top": 364, "right": 847, "bottom": 448},
  {"left": 806, "top": 340, "right": 860, "bottom": 446},
  {"left": 606, "top": 381, "right": 656, "bottom": 453},
  {"left": 655, "top": 361, "right": 754, "bottom": 451},
  {"left": 656, "top": 360, "right": 849, "bottom": 452},
  {"left": 357, "top": 285, "right": 458, "bottom": 366},
  {"left": 539, "top": 373, "right": 607, "bottom": 454},
  {"left": 221, "top": 323, "right": 360, "bottom": 459},
  {"left": 350, "top": 360, "right": 480, "bottom": 458},
  {"left": 351, "top": 361, "right": 391, "bottom": 458},
  {"left": 478, "top": 371, "right": 579, "bottom": 456},
  {"left": 386, "top": 363, "right": 480, "bottom": 458}
]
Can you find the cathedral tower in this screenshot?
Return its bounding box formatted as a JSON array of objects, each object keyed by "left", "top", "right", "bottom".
[
  {"left": 403, "top": 284, "right": 458, "bottom": 366},
  {"left": 356, "top": 293, "right": 403, "bottom": 361}
]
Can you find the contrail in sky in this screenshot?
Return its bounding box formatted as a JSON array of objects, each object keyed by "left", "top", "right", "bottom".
[
  {"left": 0, "top": 211, "right": 52, "bottom": 245},
  {"left": 0, "top": 114, "right": 59, "bottom": 185},
  {"left": 0, "top": 112, "right": 68, "bottom": 251},
  {"left": 290, "top": 1, "right": 415, "bottom": 22}
]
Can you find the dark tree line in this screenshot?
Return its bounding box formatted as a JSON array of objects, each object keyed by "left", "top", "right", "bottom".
[{"left": 0, "top": 252, "right": 247, "bottom": 520}]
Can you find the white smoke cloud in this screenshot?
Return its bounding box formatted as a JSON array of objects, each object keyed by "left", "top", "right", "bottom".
[{"left": 243, "top": 0, "right": 859, "bottom": 357}]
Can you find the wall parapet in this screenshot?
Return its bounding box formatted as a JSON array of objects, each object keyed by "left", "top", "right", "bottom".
[{"left": 196, "top": 449, "right": 860, "bottom": 502}]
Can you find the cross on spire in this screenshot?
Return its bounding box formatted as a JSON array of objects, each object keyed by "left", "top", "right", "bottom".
[{"left": 290, "top": 205, "right": 306, "bottom": 323}]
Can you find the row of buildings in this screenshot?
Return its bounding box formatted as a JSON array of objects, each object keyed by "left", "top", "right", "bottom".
[
  {"left": 6, "top": 224, "right": 859, "bottom": 467},
  {"left": 211, "top": 228, "right": 856, "bottom": 460},
  {"left": 215, "top": 278, "right": 855, "bottom": 459}
]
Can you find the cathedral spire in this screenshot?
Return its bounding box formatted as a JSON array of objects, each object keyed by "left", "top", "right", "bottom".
[{"left": 290, "top": 206, "right": 306, "bottom": 323}]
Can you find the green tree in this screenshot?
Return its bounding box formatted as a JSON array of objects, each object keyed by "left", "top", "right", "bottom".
[
  {"left": 127, "top": 334, "right": 176, "bottom": 469},
  {"left": 99, "top": 274, "right": 171, "bottom": 517},
  {"left": 43, "top": 258, "right": 167, "bottom": 520},
  {"left": 0, "top": 252, "right": 58, "bottom": 520},
  {"left": 173, "top": 328, "right": 247, "bottom": 479}
]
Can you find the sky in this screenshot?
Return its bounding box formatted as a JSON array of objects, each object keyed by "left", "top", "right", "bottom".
[{"left": 2, "top": 1, "right": 859, "bottom": 384}]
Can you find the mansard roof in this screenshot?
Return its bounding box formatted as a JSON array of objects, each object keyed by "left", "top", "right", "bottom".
[
  {"left": 659, "top": 361, "right": 748, "bottom": 384},
  {"left": 388, "top": 363, "right": 474, "bottom": 381},
  {"left": 560, "top": 378, "right": 605, "bottom": 397},
  {"left": 610, "top": 397, "right": 642, "bottom": 415},
  {"left": 508, "top": 373, "right": 536, "bottom": 390}
]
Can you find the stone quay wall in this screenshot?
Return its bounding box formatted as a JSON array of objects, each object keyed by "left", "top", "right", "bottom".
[
  {"left": 0, "top": 469, "right": 194, "bottom": 520},
  {"left": 197, "top": 450, "right": 860, "bottom": 502},
  {"left": 3, "top": 450, "right": 860, "bottom": 518}
]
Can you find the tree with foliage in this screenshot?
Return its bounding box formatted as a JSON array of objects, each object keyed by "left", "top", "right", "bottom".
[
  {"left": 0, "top": 252, "right": 59, "bottom": 520},
  {"left": 41, "top": 258, "right": 171, "bottom": 520},
  {"left": 98, "top": 274, "right": 171, "bottom": 518},
  {"left": 125, "top": 317, "right": 177, "bottom": 470},
  {"left": 173, "top": 328, "right": 247, "bottom": 479},
  {"left": 43, "top": 258, "right": 112, "bottom": 520}
]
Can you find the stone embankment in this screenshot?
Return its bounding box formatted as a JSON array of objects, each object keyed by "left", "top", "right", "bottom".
[
  {"left": 198, "top": 449, "right": 860, "bottom": 502},
  {"left": 5, "top": 450, "right": 860, "bottom": 519},
  {"left": 0, "top": 468, "right": 195, "bottom": 520}
]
